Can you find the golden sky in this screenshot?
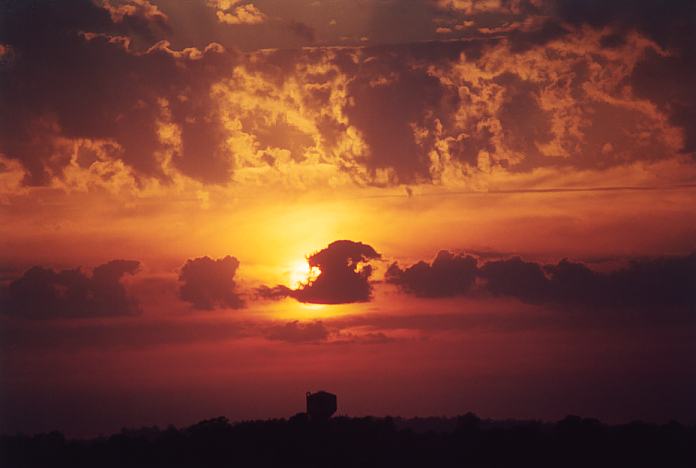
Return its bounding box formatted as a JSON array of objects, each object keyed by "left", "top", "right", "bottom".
[{"left": 0, "top": 0, "right": 695, "bottom": 436}]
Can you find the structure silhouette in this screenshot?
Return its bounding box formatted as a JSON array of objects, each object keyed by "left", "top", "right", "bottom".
[{"left": 306, "top": 390, "right": 337, "bottom": 421}]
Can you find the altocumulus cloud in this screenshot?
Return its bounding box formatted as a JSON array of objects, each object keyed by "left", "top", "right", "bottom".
[
  {"left": 179, "top": 255, "right": 245, "bottom": 309},
  {"left": 0, "top": 260, "right": 141, "bottom": 318},
  {"left": 0, "top": 0, "right": 237, "bottom": 185},
  {"left": 258, "top": 240, "right": 381, "bottom": 304},
  {"left": 2, "top": 0, "right": 693, "bottom": 190}
]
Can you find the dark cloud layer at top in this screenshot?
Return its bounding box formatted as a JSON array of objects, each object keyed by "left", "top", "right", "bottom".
[
  {"left": 387, "top": 251, "right": 696, "bottom": 309},
  {"left": 179, "top": 255, "right": 244, "bottom": 310},
  {"left": 554, "top": 0, "right": 694, "bottom": 48},
  {"left": 555, "top": 0, "right": 696, "bottom": 156},
  {"left": 286, "top": 20, "right": 316, "bottom": 43},
  {"left": 102, "top": 0, "right": 172, "bottom": 40},
  {"left": 344, "top": 54, "right": 446, "bottom": 183},
  {"left": 0, "top": 0, "right": 694, "bottom": 188},
  {"left": 258, "top": 240, "right": 381, "bottom": 304},
  {"left": 0, "top": 0, "right": 237, "bottom": 185},
  {"left": 0, "top": 260, "right": 141, "bottom": 318}
]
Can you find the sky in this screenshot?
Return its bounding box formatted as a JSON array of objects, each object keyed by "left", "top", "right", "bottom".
[{"left": 0, "top": 0, "right": 695, "bottom": 436}]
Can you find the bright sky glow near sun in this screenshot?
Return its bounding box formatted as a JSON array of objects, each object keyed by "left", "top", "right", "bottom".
[{"left": 0, "top": 0, "right": 695, "bottom": 437}]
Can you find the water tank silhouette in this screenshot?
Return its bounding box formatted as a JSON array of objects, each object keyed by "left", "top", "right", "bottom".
[{"left": 306, "top": 391, "right": 337, "bottom": 421}]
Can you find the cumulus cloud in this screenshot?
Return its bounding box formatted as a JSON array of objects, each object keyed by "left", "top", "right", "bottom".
[
  {"left": 179, "top": 256, "right": 245, "bottom": 309},
  {"left": 0, "top": 260, "right": 141, "bottom": 318},
  {"left": 258, "top": 240, "right": 381, "bottom": 304},
  {"left": 544, "top": 255, "right": 696, "bottom": 309},
  {"left": 479, "top": 257, "right": 550, "bottom": 303},
  {"left": 295, "top": 240, "right": 381, "bottom": 303},
  {"left": 388, "top": 251, "right": 696, "bottom": 309},
  {"left": 386, "top": 250, "right": 477, "bottom": 297}
]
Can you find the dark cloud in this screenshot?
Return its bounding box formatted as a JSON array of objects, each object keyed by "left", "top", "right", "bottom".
[
  {"left": 256, "top": 284, "right": 294, "bottom": 301},
  {"left": 0, "top": 0, "right": 237, "bottom": 185},
  {"left": 432, "top": 0, "right": 696, "bottom": 163},
  {"left": 266, "top": 320, "right": 328, "bottom": 343},
  {"left": 1, "top": 0, "right": 693, "bottom": 188},
  {"left": 176, "top": 114, "right": 235, "bottom": 184},
  {"left": 388, "top": 251, "right": 696, "bottom": 310},
  {"left": 385, "top": 250, "right": 477, "bottom": 297},
  {"left": 504, "top": 20, "right": 569, "bottom": 53},
  {"left": 632, "top": 47, "right": 696, "bottom": 157},
  {"left": 553, "top": 255, "right": 696, "bottom": 309},
  {"left": 258, "top": 240, "right": 381, "bottom": 304},
  {"left": 493, "top": 73, "right": 553, "bottom": 170},
  {"left": 0, "top": 260, "right": 140, "bottom": 318},
  {"left": 264, "top": 319, "right": 394, "bottom": 345},
  {"left": 0, "top": 263, "right": 22, "bottom": 283},
  {"left": 479, "top": 257, "right": 550, "bottom": 303},
  {"left": 294, "top": 240, "right": 381, "bottom": 304},
  {"left": 554, "top": 0, "right": 695, "bottom": 49},
  {"left": 287, "top": 20, "right": 316, "bottom": 43},
  {"left": 179, "top": 256, "right": 244, "bottom": 310},
  {"left": 331, "top": 330, "right": 394, "bottom": 345},
  {"left": 344, "top": 55, "right": 447, "bottom": 184},
  {"left": 554, "top": 0, "right": 696, "bottom": 158}
]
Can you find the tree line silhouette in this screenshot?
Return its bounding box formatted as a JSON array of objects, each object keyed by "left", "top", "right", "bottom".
[{"left": 1, "top": 413, "right": 694, "bottom": 467}]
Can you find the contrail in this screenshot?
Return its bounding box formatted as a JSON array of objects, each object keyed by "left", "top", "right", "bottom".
[{"left": 359, "top": 183, "right": 696, "bottom": 199}]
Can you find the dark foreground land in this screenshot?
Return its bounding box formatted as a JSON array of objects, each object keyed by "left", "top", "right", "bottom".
[{"left": 1, "top": 414, "right": 694, "bottom": 467}]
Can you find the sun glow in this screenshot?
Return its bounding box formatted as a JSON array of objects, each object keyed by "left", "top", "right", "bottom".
[{"left": 288, "top": 259, "right": 321, "bottom": 289}]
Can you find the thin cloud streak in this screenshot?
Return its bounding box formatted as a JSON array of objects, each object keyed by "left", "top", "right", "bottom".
[{"left": 359, "top": 183, "right": 696, "bottom": 199}]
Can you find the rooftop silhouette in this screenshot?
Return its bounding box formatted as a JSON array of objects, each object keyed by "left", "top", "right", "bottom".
[{"left": 306, "top": 390, "right": 337, "bottom": 421}]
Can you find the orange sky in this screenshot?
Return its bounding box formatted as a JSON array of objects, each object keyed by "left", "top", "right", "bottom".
[{"left": 0, "top": 0, "right": 695, "bottom": 436}]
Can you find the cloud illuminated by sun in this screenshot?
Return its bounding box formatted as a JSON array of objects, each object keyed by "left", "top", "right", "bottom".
[{"left": 288, "top": 259, "right": 321, "bottom": 289}]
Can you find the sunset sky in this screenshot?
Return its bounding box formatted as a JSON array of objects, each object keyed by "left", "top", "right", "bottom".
[{"left": 1, "top": 0, "right": 695, "bottom": 436}]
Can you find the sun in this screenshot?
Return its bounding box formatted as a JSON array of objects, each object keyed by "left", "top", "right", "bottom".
[{"left": 288, "top": 259, "right": 321, "bottom": 289}]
